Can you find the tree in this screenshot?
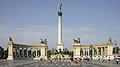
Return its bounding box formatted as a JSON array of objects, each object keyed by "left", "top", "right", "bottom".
[
  {"left": 47, "top": 50, "right": 51, "bottom": 58},
  {"left": 3, "top": 49, "right": 8, "bottom": 59},
  {"left": 113, "top": 47, "right": 119, "bottom": 54},
  {"left": 63, "top": 48, "right": 70, "bottom": 54},
  {"left": 69, "top": 51, "right": 73, "bottom": 57},
  {"left": 0, "top": 46, "right": 4, "bottom": 59}
]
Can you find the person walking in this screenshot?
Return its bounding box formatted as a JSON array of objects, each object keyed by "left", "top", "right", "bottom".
[{"left": 116, "top": 58, "right": 119, "bottom": 64}]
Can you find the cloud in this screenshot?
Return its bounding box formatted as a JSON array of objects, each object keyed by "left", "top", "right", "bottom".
[{"left": 0, "top": 24, "right": 120, "bottom": 50}]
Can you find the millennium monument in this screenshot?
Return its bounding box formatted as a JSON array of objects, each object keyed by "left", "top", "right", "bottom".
[
  {"left": 57, "top": 2, "right": 64, "bottom": 52},
  {"left": 7, "top": 2, "right": 114, "bottom": 60}
]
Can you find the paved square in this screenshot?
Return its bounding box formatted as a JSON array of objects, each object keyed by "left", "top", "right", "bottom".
[{"left": 0, "top": 60, "right": 120, "bottom": 67}]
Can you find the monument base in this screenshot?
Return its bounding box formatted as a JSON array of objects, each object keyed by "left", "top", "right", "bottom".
[
  {"left": 40, "top": 56, "right": 47, "bottom": 60},
  {"left": 33, "top": 57, "right": 40, "bottom": 60},
  {"left": 51, "top": 54, "right": 69, "bottom": 60},
  {"left": 57, "top": 43, "right": 64, "bottom": 51}
]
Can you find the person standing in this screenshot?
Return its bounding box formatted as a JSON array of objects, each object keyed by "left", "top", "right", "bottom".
[{"left": 116, "top": 58, "right": 119, "bottom": 64}]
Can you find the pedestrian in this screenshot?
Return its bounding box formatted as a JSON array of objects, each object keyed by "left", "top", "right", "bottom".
[
  {"left": 116, "top": 58, "right": 119, "bottom": 64},
  {"left": 74, "top": 58, "right": 78, "bottom": 64},
  {"left": 70, "top": 57, "right": 74, "bottom": 65},
  {"left": 50, "top": 58, "right": 52, "bottom": 63}
]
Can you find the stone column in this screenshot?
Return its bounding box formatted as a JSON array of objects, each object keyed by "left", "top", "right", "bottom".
[
  {"left": 104, "top": 47, "right": 106, "bottom": 59},
  {"left": 80, "top": 48, "right": 81, "bottom": 56},
  {"left": 103, "top": 47, "right": 105, "bottom": 56},
  {"left": 88, "top": 48, "right": 90, "bottom": 57},
  {"left": 18, "top": 47, "right": 20, "bottom": 58},
  {"left": 30, "top": 48, "right": 33, "bottom": 58},
  {"left": 35, "top": 49, "right": 38, "bottom": 58},
  {"left": 105, "top": 47, "right": 107, "bottom": 55},
  {"left": 92, "top": 48, "right": 94, "bottom": 56},
  {"left": 57, "top": 3, "right": 64, "bottom": 51},
  {"left": 26, "top": 48, "right": 28, "bottom": 58},
  {"left": 97, "top": 47, "right": 99, "bottom": 56},
  {"left": 85, "top": 48, "right": 87, "bottom": 56},
  {"left": 83, "top": 49, "right": 85, "bottom": 57},
  {"left": 80, "top": 48, "right": 82, "bottom": 56},
  {"left": 101, "top": 47, "right": 103, "bottom": 56},
  {"left": 22, "top": 48, "right": 24, "bottom": 58},
  {"left": 14, "top": 48, "right": 17, "bottom": 58},
  {"left": 45, "top": 48, "right": 47, "bottom": 56}
]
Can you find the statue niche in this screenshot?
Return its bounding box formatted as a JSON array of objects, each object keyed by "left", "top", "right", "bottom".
[{"left": 73, "top": 38, "right": 80, "bottom": 44}]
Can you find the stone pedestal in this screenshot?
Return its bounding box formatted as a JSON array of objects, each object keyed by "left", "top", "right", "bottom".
[
  {"left": 7, "top": 39, "right": 13, "bottom": 60},
  {"left": 7, "top": 56, "right": 13, "bottom": 60},
  {"left": 40, "top": 44, "right": 48, "bottom": 60}
]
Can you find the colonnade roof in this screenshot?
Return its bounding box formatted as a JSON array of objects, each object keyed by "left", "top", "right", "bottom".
[
  {"left": 13, "top": 43, "right": 47, "bottom": 48},
  {"left": 74, "top": 43, "right": 108, "bottom": 48}
]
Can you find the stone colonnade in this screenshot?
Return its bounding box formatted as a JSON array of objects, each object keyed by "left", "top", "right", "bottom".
[
  {"left": 73, "top": 38, "right": 114, "bottom": 60},
  {"left": 13, "top": 47, "right": 41, "bottom": 59},
  {"left": 7, "top": 38, "right": 48, "bottom": 60}
]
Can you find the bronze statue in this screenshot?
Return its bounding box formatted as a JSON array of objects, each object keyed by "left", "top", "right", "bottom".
[
  {"left": 44, "top": 39, "right": 47, "bottom": 45},
  {"left": 9, "top": 37, "right": 12, "bottom": 41},
  {"left": 59, "top": 3, "right": 62, "bottom": 12},
  {"left": 40, "top": 38, "right": 47, "bottom": 44},
  {"left": 73, "top": 38, "right": 80, "bottom": 43},
  {"left": 40, "top": 38, "right": 44, "bottom": 44}
]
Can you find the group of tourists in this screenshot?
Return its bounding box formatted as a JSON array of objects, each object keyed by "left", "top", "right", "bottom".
[{"left": 70, "top": 57, "right": 78, "bottom": 65}]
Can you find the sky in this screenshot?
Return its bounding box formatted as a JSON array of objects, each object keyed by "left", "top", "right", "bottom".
[{"left": 0, "top": 0, "right": 120, "bottom": 50}]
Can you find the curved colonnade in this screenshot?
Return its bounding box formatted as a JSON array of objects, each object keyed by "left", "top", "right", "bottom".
[
  {"left": 73, "top": 38, "right": 114, "bottom": 60},
  {"left": 7, "top": 38, "right": 48, "bottom": 60}
]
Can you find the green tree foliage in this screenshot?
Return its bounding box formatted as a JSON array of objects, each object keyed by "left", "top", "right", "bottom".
[
  {"left": 48, "top": 48, "right": 73, "bottom": 57},
  {"left": 3, "top": 49, "right": 8, "bottom": 59},
  {"left": 0, "top": 46, "right": 4, "bottom": 59},
  {"left": 47, "top": 50, "right": 51, "bottom": 58},
  {"left": 0, "top": 46, "right": 8, "bottom": 59},
  {"left": 113, "top": 47, "right": 119, "bottom": 54}
]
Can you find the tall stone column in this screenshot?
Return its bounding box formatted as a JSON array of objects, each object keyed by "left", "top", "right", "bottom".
[{"left": 57, "top": 2, "right": 64, "bottom": 51}]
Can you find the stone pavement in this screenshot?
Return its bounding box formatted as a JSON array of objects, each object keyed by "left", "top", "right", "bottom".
[
  {"left": 0, "top": 59, "right": 120, "bottom": 67},
  {"left": 88, "top": 60, "right": 120, "bottom": 67}
]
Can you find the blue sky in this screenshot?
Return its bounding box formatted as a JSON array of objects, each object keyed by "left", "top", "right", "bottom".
[{"left": 0, "top": 0, "right": 120, "bottom": 50}]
